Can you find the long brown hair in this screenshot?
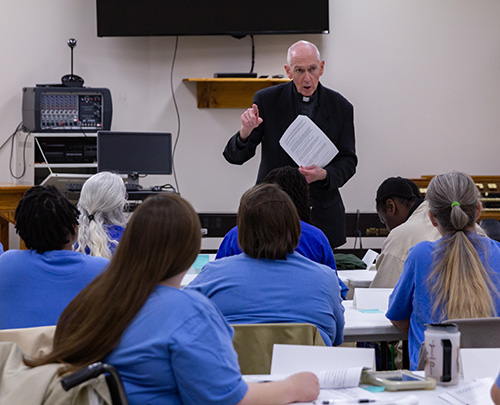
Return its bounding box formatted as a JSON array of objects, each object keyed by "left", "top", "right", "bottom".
[
  {"left": 26, "top": 193, "right": 201, "bottom": 373},
  {"left": 427, "top": 172, "right": 498, "bottom": 319}
]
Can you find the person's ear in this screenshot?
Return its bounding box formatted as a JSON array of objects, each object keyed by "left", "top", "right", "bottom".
[
  {"left": 284, "top": 64, "right": 293, "bottom": 79},
  {"left": 319, "top": 60, "right": 325, "bottom": 76},
  {"left": 385, "top": 199, "right": 397, "bottom": 215},
  {"left": 476, "top": 203, "right": 482, "bottom": 221},
  {"left": 428, "top": 210, "right": 439, "bottom": 228}
]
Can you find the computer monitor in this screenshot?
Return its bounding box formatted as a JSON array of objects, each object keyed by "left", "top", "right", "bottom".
[{"left": 97, "top": 131, "right": 172, "bottom": 186}]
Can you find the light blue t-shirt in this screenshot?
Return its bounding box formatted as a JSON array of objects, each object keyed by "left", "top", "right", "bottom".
[
  {"left": 105, "top": 286, "right": 248, "bottom": 405},
  {"left": 386, "top": 234, "right": 500, "bottom": 370},
  {"left": 0, "top": 242, "right": 3, "bottom": 255},
  {"left": 0, "top": 249, "right": 108, "bottom": 329},
  {"left": 186, "top": 252, "right": 345, "bottom": 346},
  {"left": 216, "top": 222, "right": 348, "bottom": 299}
]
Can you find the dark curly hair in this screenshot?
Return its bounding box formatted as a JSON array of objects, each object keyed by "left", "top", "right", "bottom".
[
  {"left": 15, "top": 186, "right": 80, "bottom": 253},
  {"left": 263, "top": 166, "right": 312, "bottom": 223},
  {"left": 375, "top": 177, "right": 421, "bottom": 212}
]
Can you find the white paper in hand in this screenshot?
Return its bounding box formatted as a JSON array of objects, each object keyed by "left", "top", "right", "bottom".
[{"left": 279, "top": 115, "right": 338, "bottom": 167}]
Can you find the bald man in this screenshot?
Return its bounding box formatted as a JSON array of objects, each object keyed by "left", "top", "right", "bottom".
[{"left": 223, "top": 41, "right": 357, "bottom": 248}]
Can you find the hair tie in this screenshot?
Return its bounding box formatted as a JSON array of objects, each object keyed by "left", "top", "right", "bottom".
[
  {"left": 451, "top": 201, "right": 460, "bottom": 208},
  {"left": 88, "top": 214, "right": 95, "bottom": 222}
]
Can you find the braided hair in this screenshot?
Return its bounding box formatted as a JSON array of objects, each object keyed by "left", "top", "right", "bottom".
[
  {"left": 263, "top": 166, "right": 312, "bottom": 223},
  {"left": 15, "top": 186, "right": 80, "bottom": 253}
]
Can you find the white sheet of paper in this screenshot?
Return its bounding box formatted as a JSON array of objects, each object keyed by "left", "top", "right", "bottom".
[
  {"left": 270, "top": 344, "right": 375, "bottom": 375},
  {"left": 279, "top": 115, "right": 338, "bottom": 167},
  {"left": 353, "top": 288, "right": 393, "bottom": 311},
  {"left": 439, "top": 378, "right": 494, "bottom": 405},
  {"left": 362, "top": 249, "right": 379, "bottom": 269},
  {"left": 461, "top": 349, "right": 500, "bottom": 380}
]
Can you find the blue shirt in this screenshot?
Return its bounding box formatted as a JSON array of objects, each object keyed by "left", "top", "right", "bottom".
[
  {"left": 0, "top": 249, "right": 108, "bottom": 329},
  {"left": 105, "top": 286, "right": 248, "bottom": 405},
  {"left": 0, "top": 242, "right": 3, "bottom": 256},
  {"left": 186, "top": 252, "right": 345, "bottom": 346},
  {"left": 386, "top": 234, "right": 500, "bottom": 370},
  {"left": 216, "top": 222, "right": 348, "bottom": 299},
  {"left": 105, "top": 224, "right": 125, "bottom": 254}
]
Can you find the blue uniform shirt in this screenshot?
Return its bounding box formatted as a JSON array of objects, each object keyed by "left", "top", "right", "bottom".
[
  {"left": 187, "top": 252, "right": 345, "bottom": 346},
  {"left": 386, "top": 234, "right": 500, "bottom": 369},
  {"left": 0, "top": 249, "right": 108, "bottom": 329},
  {"left": 216, "top": 222, "right": 348, "bottom": 299},
  {"left": 105, "top": 286, "right": 248, "bottom": 405}
]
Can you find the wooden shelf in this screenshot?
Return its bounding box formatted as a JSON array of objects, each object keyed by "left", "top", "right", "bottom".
[{"left": 183, "top": 78, "right": 290, "bottom": 109}]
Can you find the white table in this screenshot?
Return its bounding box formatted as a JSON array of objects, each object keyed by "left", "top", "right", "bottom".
[
  {"left": 343, "top": 300, "right": 406, "bottom": 342},
  {"left": 339, "top": 269, "right": 376, "bottom": 288}
]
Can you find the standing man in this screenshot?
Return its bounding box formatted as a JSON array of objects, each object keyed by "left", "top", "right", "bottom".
[{"left": 223, "top": 40, "right": 357, "bottom": 248}]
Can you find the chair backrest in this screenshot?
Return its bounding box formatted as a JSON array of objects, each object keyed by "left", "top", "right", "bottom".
[
  {"left": 231, "top": 323, "right": 325, "bottom": 375},
  {"left": 0, "top": 341, "right": 112, "bottom": 405},
  {"left": 443, "top": 318, "right": 500, "bottom": 348},
  {"left": 0, "top": 325, "right": 56, "bottom": 358}
]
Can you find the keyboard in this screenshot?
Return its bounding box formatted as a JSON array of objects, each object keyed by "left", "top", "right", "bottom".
[
  {"left": 125, "top": 183, "right": 142, "bottom": 191},
  {"left": 66, "top": 183, "right": 84, "bottom": 192},
  {"left": 66, "top": 183, "right": 142, "bottom": 192}
]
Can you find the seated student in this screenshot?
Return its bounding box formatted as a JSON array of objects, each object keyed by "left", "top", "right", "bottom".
[
  {"left": 370, "top": 177, "right": 441, "bottom": 288},
  {"left": 386, "top": 171, "right": 500, "bottom": 370},
  {"left": 216, "top": 166, "right": 348, "bottom": 299},
  {"left": 187, "top": 183, "right": 345, "bottom": 346},
  {"left": 75, "top": 171, "right": 127, "bottom": 258},
  {"left": 26, "top": 194, "right": 319, "bottom": 405},
  {"left": 0, "top": 186, "right": 109, "bottom": 329}
]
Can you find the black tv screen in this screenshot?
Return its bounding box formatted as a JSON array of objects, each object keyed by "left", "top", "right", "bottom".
[
  {"left": 97, "top": 131, "right": 173, "bottom": 176},
  {"left": 96, "top": 0, "right": 329, "bottom": 37}
]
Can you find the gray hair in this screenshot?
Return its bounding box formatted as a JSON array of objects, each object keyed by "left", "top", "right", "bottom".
[
  {"left": 286, "top": 40, "right": 321, "bottom": 66},
  {"left": 426, "top": 171, "right": 480, "bottom": 233},
  {"left": 426, "top": 171, "right": 497, "bottom": 320},
  {"left": 75, "top": 172, "right": 127, "bottom": 258}
]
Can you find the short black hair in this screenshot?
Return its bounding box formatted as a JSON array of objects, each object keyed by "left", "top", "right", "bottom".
[
  {"left": 263, "top": 166, "right": 312, "bottom": 223},
  {"left": 15, "top": 186, "right": 80, "bottom": 253},
  {"left": 376, "top": 177, "right": 421, "bottom": 211}
]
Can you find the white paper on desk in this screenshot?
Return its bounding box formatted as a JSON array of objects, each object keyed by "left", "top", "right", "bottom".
[
  {"left": 244, "top": 369, "right": 365, "bottom": 389},
  {"left": 362, "top": 249, "right": 379, "bottom": 269},
  {"left": 279, "top": 115, "right": 338, "bottom": 167},
  {"left": 461, "top": 349, "right": 500, "bottom": 380},
  {"left": 271, "top": 344, "right": 375, "bottom": 375},
  {"left": 439, "top": 378, "right": 494, "bottom": 404},
  {"left": 353, "top": 288, "right": 393, "bottom": 312}
]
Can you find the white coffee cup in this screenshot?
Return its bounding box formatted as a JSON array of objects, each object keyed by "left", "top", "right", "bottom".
[{"left": 424, "top": 323, "right": 460, "bottom": 385}]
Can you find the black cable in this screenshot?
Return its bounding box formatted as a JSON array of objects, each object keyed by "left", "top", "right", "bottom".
[
  {"left": 9, "top": 127, "right": 31, "bottom": 179},
  {"left": 169, "top": 36, "right": 181, "bottom": 194},
  {"left": 250, "top": 35, "right": 255, "bottom": 74},
  {"left": 0, "top": 122, "right": 23, "bottom": 152}
]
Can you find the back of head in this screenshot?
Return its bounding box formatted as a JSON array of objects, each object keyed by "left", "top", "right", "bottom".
[
  {"left": 15, "top": 186, "right": 79, "bottom": 253},
  {"left": 238, "top": 183, "right": 300, "bottom": 260},
  {"left": 375, "top": 177, "right": 420, "bottom": 211},
  {"left": 263, "top": 166, "right": 312, "bottom": 223},
  {"left": 76, "top": 172, "right": 127, "bottom": 258},
  {"left": 426, "top": 172, "right": 479, "bottom": 233},
  {"left": 27, "top": 193, "right": 202, "bottom": 373},
  {"left": 426, "top": 171, "right": 497, "bottom": 319}
]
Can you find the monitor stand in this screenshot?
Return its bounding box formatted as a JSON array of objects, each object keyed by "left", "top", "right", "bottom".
[{"left": 126, "top": 173, "right": 142, "bottom": 190}]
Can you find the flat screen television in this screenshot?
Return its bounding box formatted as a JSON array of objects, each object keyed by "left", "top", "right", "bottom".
[
  {"left": 96, "top": 0, "right": 329, "bottom": 37},
  {"left": 97, "top": 131, "right": 172, "bottom": 186}
]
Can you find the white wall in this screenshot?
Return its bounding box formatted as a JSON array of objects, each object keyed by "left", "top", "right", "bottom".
[{"left": 1, "top": 0, "right": 500, "bottom": 222}]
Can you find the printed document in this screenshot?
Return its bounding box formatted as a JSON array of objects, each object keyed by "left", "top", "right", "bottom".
[{"left": 279, "top": 115, "right": 338, "bottom": 167}]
